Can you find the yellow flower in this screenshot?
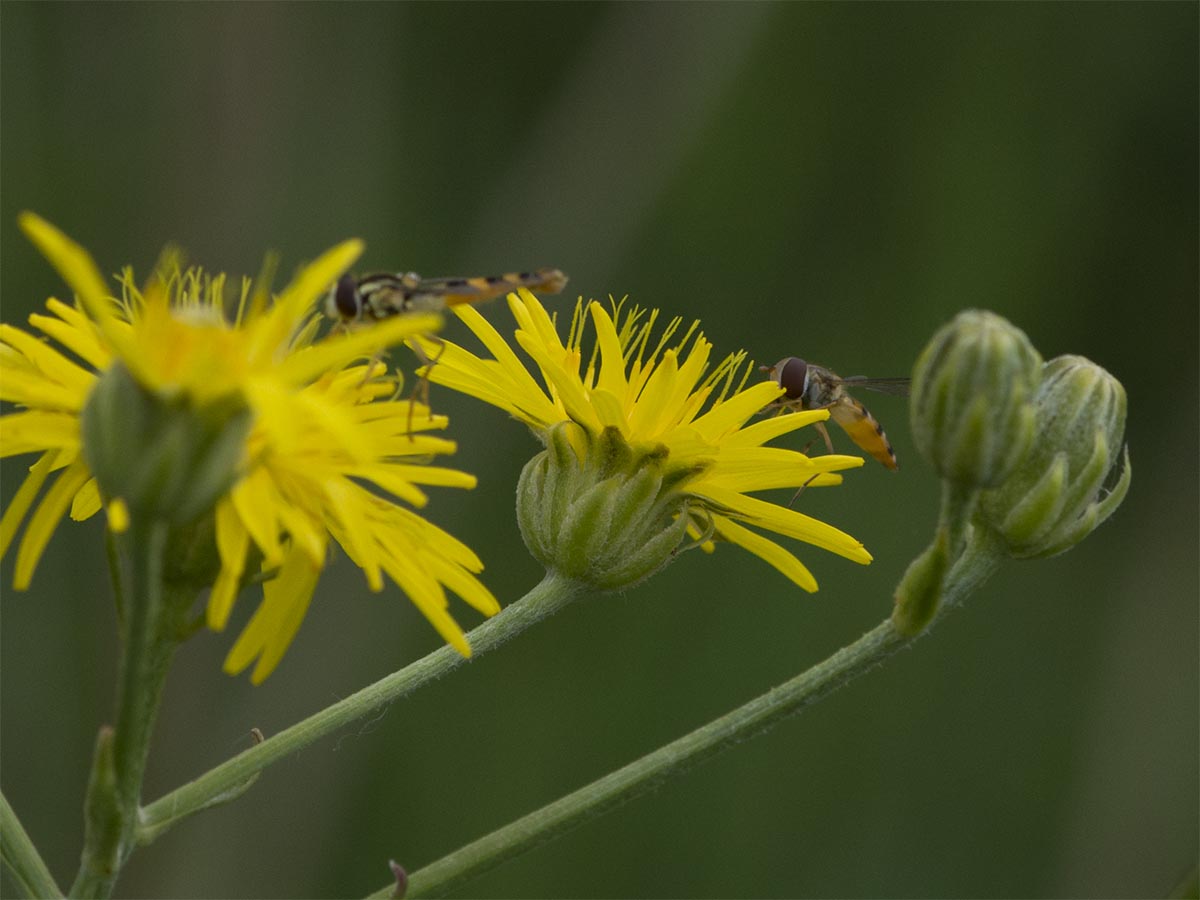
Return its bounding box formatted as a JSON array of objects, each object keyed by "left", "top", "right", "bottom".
[
  {"left": 1, "top": 214, "right": 498, "bottom": 682},
  {"left": 419, "top": 292, "right": 872, "bottom": 592}
]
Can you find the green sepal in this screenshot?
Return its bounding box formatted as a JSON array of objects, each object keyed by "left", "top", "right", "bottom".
[
  {"left": 516, "top": 423, "right": 700, "bottom": 591},
  {"left": 81, "top": 363, "right": 251, "bottom": 526}
]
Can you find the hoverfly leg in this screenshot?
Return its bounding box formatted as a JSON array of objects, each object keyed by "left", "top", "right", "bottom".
[
  {"left": 767, "top": 397, "right": 800, "bottom": 418},
  {"left": 814, "top": 420, "right": 835, "bottom": 455},
  {"left": 786, "top": 472, "right": 821, "bottom": 509},
  {"left": 356, "top": 351, "right": 388, "bottom": 390},
  {"left": 403, "top": 334, "right": 447, "bottom": 439}
]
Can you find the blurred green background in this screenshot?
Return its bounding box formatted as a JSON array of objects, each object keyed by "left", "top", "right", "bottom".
[{"left": 2, "top": 4, "right": 1196, "bottom": 898}]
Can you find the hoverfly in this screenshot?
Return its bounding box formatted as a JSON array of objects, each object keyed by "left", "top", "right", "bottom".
[
  {"left": 326, "top": 267, "right": 568, "bottom": 432},
  {"left": 328, "top": 267, "right": 568, "bottom": 324},
  {"left": 762, "top": 356, "right": 911, "bottom": 470}
]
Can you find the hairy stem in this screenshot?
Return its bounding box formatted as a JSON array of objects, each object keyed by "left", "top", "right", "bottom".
[
  {"left": 138, "top": 570, "right": 587, "bottom": 843},
  {"left": 1, "top": 792, "right": 63, "bottom": 899}
]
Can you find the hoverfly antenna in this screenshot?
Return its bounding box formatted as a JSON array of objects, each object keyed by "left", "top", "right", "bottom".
[
  {"left": 328, "top": 272, "right": 362, "bottom": 321},
  {"left": 773, "top": 357, "right": 809, "bottom": 401}
]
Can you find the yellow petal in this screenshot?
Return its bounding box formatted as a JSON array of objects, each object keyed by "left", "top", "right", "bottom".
[
  {"left": 231, "top": 471, "right": 285, "bottom": 566},
  {"left": 323, "top": 481, "right": 384, "bottom": 592},
  {"left": 689, "top": 381, "right": 786, "bottom": 443},
  {"left": 380, "top": 552, "right": 472, "bottom": 657},
  {"left": 106, "top": 497, "right": 129, "bottom": 534},
  {"left": 69, "top": 478, "right": 103, "bottom": 521},
  {"left": 209, "top": 499, "right": 250, "bottom": 630},
  {"left": 696, "top": 483, "right": 873, "bottom": 564},
  {"left": 222, "top": 545, "right": 320, "bottom": 683},
  {"left": 275, "top": 312, "right": 440, "bottom": 386},
  {"left": 0, "top": 451, "right": 57, "bottom": 561},
  {"left": 723, "top": 407, "right": 829, "bottom": 449},
  {"left": 17, "top": 213, "right": 135, "bottom": 359},
  {"left": 700, "top": 447, "right": 859, "bottom": 492},
  {"left": 514, "top": 330, "right": 601, "bottom": 432},
  {"left": 14, "top": 458, "right": 91, "bottom": 589},
  {"left": 0, "top": 411, "right": 81, "bottom": 456},
  {"left": 0, "top": 323, "right": 96, "bottom": 399},
  {"left": 589, "top": 301, "right": 631, "bottom": 401},
  {"left": 38, "top": 299, "right": 112, "bottom": 369},
  {"left": 711, "top": 514, "right": 819, "bottom": 592},
  {"left": 252, "top": 238, "right": 365, "bottom": 360},
  {"left": 18, "top": 213, "right": 111, "bottom": 324}
]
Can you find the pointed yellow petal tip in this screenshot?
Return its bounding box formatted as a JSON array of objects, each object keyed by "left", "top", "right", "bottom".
[
  {"left": 17, "top": 212, "right": 113, "bottom": 318},
  {"left": 452, "top": 633, "right": 473, "bottom": 658},
  {"left": 249, "top": 663, "right": 273, "bottom": 686},
  {"left": 106, "top": 498, "right": 130, "bottom": 534},
  {"left": 338, "top": 237, "right": 365, "bottom": 259}
]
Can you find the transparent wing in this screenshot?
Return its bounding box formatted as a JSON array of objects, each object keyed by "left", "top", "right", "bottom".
[{"left": 839, "top": 375, "right": 911, "bottom": 397}]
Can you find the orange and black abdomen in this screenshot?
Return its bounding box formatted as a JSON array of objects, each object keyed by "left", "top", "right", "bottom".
[
  {"left": 828, "top": 397, "right": 900, "bottom": 471},
  {"left": 442, "top": 268, "right": 568, "bottom": 306}
]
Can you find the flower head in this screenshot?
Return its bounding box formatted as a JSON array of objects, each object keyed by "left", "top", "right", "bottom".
[
  {"left": 419, "top": 292, "right": 872, "bottom": 592},
  {"left": 2, "top": 214, "right": 498, "bottom": 682}
]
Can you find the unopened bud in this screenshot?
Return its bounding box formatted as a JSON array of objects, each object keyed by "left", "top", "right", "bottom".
[
  {"left": 910, "top": 310, "right": 1042, "bottom": 488},
  {"left": 979, "top": 355, "right": 1130, "bottom": 558}
]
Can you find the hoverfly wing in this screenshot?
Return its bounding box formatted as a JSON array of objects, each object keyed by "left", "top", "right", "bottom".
[
  {"left": 423, "top": 268, "right": 569, "bottom": 308},
  {"left": 838, "top": 375, "right": 912, "bottom": 398}
]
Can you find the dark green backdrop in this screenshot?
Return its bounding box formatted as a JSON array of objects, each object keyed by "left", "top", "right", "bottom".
[{"left": 2, "top": 4, "right": 1196, "bottom": 898}]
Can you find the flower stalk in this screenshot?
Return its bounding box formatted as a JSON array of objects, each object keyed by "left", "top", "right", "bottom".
[
  {"left": 894, "top": 310, "right": 1043, "bottom": 634},
  {"left": 1, "top": 793, "right": 63, "bottom": 899},
  {"left": 70, "top": 517, "right": 196, "bottom": 899},
  {"left": 382, "top": 537, "right": 1004, "bottom": 900},
  {"left": 137, "top": 571, "right": 587, "bottom": 844}
]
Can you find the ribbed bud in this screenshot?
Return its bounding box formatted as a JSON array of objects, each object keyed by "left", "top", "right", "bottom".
[
  {"left": 910, "top": 310, "right": 1042, "bottom": 488},
  {"left": 978, "top": 355, "right": 1131, "bottom": 558},
  {"left": 81, "top": 363, "right": 251, "bottom": 526},
  {"left": 516, "top": 422, "right": 701, "bottom": 590}
]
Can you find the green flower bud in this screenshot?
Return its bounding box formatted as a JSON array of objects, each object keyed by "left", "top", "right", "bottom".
[
  {"left": 79, "top": 726, "right": 121, "bottom": 879},
  {"left": 892, "top": 527, "right": 951, "bottom": 636},
  {"left": 516, "top": 422, "right": 700, "bottom": 590},
  {"left": 910, "top": 310, "right": 1042, "bottom": 488},
  {"left": 81, "top": 363, "right": 251, "bottom": 526},
  {"left": 978, "top": 355, "right": 1130, "bottom": 558}
]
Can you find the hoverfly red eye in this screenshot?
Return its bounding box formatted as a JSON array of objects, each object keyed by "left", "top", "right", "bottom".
[
  {"left": 776, "top": 357, "right": 809, "bottom": 401},
  {"left": 331, "top": 273, "right": 362, "bottom": 320}
]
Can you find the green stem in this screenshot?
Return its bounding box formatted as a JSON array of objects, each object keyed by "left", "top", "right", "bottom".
[
  {"left": 110, "top": 521, "right": 174, "bottom": 817},
  {"left": 71, "top": 519, "right": 177, "bottom": 899},
  {"left": 938, "top": 479, "right": 979, "bottom": 561},
  {"left": 138, "top": 570, "right": 586, "bottom": 843},
  {"left": 385, "top": 550, "right": 1003, "bottom": 899},
  {"left": 944, "top": 524, "right": 1004, "bottom": 606},
  {"left": 1, "top": 792, "right": 63, "bottom": 899}
]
